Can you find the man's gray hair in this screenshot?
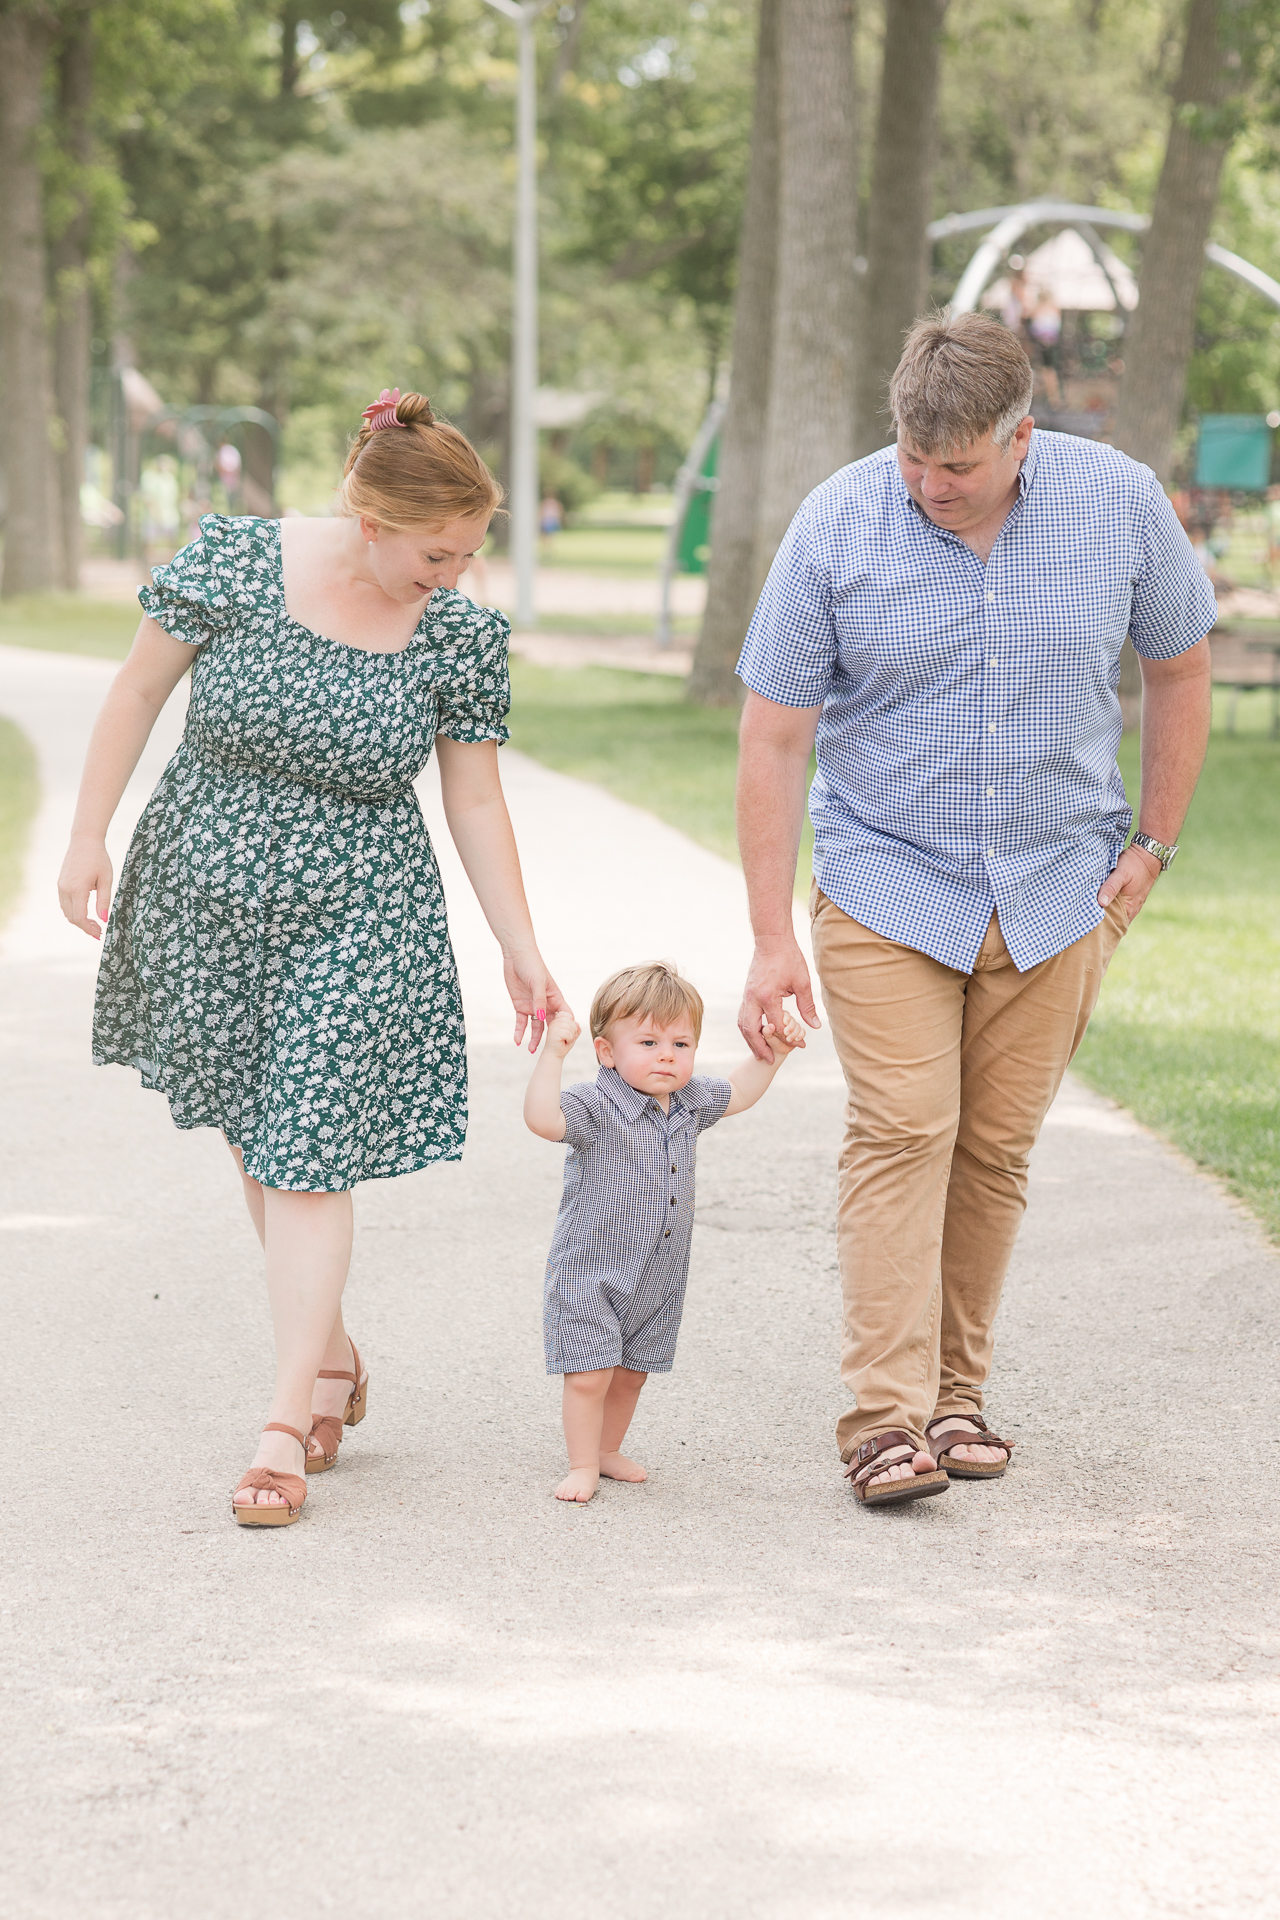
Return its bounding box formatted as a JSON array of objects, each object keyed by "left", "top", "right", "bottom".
[{"left": 890, "top": 309, "right": 1034, "bottom": 455}]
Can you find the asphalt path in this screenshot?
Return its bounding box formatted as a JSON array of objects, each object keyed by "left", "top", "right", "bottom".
[{"left": 2, "top": 643, "right": 1278, "bottom": 1919}]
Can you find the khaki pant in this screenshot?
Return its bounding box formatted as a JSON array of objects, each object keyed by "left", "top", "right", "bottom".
[{"left": 809, "top": 887, "right": 1129, "bottom": 1461}]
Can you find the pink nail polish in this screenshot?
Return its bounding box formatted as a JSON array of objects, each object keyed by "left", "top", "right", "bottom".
[{"left": 536, "top": 1008, "right": 546, "bottom": 1022}]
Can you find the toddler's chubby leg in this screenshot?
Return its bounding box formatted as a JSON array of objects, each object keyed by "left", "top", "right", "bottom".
[
  {"left": 599, "top": 1367, "right": 648, "bottom": 1483},
  {"left": 557, "top": 1369, "right": 613, "bottom": 1503}
]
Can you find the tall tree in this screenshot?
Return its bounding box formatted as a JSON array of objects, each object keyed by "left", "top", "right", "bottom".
[
  {"left": 50, "top": 0, "right": 95, "bottom": 590},
  {"left": 854, "top": 0, "right": 947, "bottom": 455},
  {"left": 1112, "top": 0, "right": 1241, "bottom": 480},
  {"left": 686, "top": 0, "right": 779, "bottom": 708},
  {"left": 753, "top": 0, "right": 858, "bottom": 587},
  {"left": 0, "top": 0, "right": 62, "bottom": 596}
]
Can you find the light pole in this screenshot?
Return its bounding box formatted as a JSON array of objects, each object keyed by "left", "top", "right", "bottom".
[{"left": 483, "top": 0, "right": 554, "bottom": 630}]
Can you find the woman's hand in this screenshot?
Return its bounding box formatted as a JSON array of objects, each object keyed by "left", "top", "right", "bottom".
[
  {"left": 58, "top": 835, "right": 114, "bottom": 940},
  {"left": 503, "top": 947, "right": 568, "bottom": 1053}
]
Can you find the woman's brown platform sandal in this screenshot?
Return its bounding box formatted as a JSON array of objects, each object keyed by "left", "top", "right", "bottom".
[
  {"left": 305, "top": 1340, "right": 369, "bottom": 1474},
  {"left": 233, "top": 1424, "right": 308, "bottom": 1526},
  {"left": 845, "top": 1430, "right": 950, "bottom": 1506},
  {"left": 924, "top": 1412, "right": 1014, "bottom": 1479}
]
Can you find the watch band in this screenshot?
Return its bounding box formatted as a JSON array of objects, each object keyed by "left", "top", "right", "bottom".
[{"left": 1129, "top": 831, "right": 1178, "bottom": 871}]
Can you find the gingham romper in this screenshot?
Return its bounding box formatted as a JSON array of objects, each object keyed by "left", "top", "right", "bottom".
[{"left": 543, "top": 1066, "right": 732, "bottom": 1375}]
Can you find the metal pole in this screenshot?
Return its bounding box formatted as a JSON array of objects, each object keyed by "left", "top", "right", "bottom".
[
  {"left": 511, "top": 5, "right": 538, "bottom": 629},
  {"left": 484, "top": 0, "right": 550, "bottom": 628}
]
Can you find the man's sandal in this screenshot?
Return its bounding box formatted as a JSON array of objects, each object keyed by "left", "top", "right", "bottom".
[
  {"left": 845, "top": 1430, "right": 950, "bottom": 1506},
  {"left": 305, "top": 1338, "right": 369, "bottom": 1474},
  {"left": 233, "top": 1423, "right": 308, "bottom": 1526},
  {"left": 924, "top": 1412, "right": 1014, "bottom": 1479}
]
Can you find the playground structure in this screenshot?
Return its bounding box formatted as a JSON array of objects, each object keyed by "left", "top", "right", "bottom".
[
  {"left": 657, "top": 201, "right": 1280, "bottom": 645},
  {"left": 86, "top": 366, "right": 279, "bottom": 562}
]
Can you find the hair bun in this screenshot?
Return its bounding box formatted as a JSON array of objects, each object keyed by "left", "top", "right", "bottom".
[{"left": 395, "top": 391, "right": 435, "bottom": 429}]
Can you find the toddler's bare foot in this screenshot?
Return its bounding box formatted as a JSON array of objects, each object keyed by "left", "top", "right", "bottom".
[
  {"left": 599, "top": 1449, "right": 647, "bottom": 1483},
  {"left": 555, "top": 1467, "right": 599, "bottom": 1503}
]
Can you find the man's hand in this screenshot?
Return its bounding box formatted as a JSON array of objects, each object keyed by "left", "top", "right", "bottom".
[
  {"left": 738, "top": 932, "right": 821, "bottom": 1062},
  {"left": 1097, "top": 842, "right": 1161, "bottom": 922}
]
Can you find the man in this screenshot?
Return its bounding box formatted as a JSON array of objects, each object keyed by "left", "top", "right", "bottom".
[{"left": 735, "top": 310, "right": 1214, "bottom": 1507}]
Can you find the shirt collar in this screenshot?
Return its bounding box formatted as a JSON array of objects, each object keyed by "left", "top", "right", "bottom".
[
  {"left": 895, "top": 427, "right": 1039, "bottom": 544},
  {"left": 596, "top": 1065, "right": 693, "bottom": 1127}
]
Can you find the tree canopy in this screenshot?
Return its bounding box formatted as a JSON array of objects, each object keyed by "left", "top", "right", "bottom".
[{"left": 2, "top": 0, "right": 1280, "bottom": 584}]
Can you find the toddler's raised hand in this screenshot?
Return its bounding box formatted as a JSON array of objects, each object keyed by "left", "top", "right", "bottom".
[
  {"left": 762, "top": 1008, "right": 807, "bottom": 1059},
  {"left": 547, "top": 1009, "right": 582, "bottom": 1056}
]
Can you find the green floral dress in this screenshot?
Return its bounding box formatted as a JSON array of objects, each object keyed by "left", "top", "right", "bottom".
[{"left": 92, "top": 514, "right": 511, "bottom": 1192}]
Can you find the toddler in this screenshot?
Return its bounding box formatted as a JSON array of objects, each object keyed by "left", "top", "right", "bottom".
[{"left": 524, "top": 960, "right": 803, "bottom": 1503}]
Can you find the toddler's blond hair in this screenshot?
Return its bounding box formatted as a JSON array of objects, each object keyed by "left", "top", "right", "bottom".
[{"left": 590, "top": 961, "right": 704, "bottom": 1044}]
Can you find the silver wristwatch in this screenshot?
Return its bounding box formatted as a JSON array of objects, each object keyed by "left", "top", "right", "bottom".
[{"left": 1129, "top": 831, "right": 1178, "bottom": 871}]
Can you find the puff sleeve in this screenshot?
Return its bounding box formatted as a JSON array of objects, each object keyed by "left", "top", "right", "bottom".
[
  {"left": 433, "top": 601, "right": 512, "bottom": 745},
  {"left": 137, "top": 513, "right": 238, "bottom": 649}
]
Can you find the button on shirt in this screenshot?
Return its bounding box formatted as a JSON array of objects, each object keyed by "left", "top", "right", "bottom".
[
  {"left": 545, "top": 1067, "right": 732, "bottom": 1357},
  {"left": 736, "top": 431, "right": 1216, "bottom": 972}
]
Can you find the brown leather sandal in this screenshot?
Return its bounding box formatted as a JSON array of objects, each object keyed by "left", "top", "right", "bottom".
[
  {"left": 305, "top": 1339, "right": 368, "bottom": 1474},
  {"left": 845, "top": 1430, "right": 950, "bottom": 1506},
  {"left": 924, "top": 1411, "right": 1014, "bottom": 1479},
  {"left": 233, "top": 1423, "right": 308, "bottom": 1526}
]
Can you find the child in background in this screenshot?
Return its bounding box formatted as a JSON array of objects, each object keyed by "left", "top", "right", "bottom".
[{"left": 525, "top": 961, "right": 804, "bottom": 1503}]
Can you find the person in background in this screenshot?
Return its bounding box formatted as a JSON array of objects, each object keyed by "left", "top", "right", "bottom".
[
  {"left": 539, "top": 492, "right": 564, "bottom": 548},
  {"left": 1028, "top": 288, "right": 1063, "bottom": 405}
]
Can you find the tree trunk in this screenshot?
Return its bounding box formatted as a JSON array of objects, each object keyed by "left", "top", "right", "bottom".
[
  {"left": 686, "top": 0, "right": 779, "bottom": 707},
  {"left": 1112, "top": 0, "right": 1238, "bottom": 726},
  {"left": 854, "top": 0, "right": 947, "bottom": 456},
  {"left": 51, "top": 2, "right": 95, "bottom": 591},
  {"left": 0, "top": 3, "right": 61, "bottom": 597},
  {"left": 280, "top": 0, "right": 306, "bottom": 95},
  {"left": 753, "top": 0, "right": 858, "bottom": 589},
  {"left": 1112, "top": 0, "right": 1236, "bottom": 482}
]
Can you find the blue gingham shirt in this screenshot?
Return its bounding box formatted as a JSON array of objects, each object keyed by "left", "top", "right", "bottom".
[{"left": 737, "top": 430, "right": 1216, "bottom": 971}]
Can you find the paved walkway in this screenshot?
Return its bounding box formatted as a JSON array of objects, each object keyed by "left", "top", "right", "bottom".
[{"left": 2, "top": 645, "right": 1278, "bottom": 1919}]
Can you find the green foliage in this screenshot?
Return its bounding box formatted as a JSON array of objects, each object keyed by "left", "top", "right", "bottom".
[
  {"left": 1185, "top": 137, "right": 1280, "bottom": 421},
  {"left": 539, "top": 448, "right": 599, "bottom": 518},
  {"left": 0, "top": 719, "right": 40, "bottom": 931},
  {"left": 929, "top": 0, "right": 1174, "bottom": 233},
  {"left": 548, "top": 1, "right": 754, "bottom": 385},
  {"left": 25, "top": 0, "right": 1280, "bottom": 521}
]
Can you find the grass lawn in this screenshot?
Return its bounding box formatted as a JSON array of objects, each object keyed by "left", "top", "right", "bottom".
[
  {"left": 0, "top": 593, "right": 138, "bottom": 660},
  {"left": 0, "top": 717, "right": 39, "bottom": 927},
  {"left": 1074, "top": 730, "right": 1280, "bottom": 1240},
  {"left": 540, "top": 524, "right": 668, "bottom": 574},
  {"left": 507, "top": 656, "right": 801, "bottom": 868}
]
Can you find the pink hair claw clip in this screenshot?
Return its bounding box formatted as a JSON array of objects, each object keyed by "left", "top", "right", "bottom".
[{"left": 361, "top": 388, "right": 405, "bottom": 433}]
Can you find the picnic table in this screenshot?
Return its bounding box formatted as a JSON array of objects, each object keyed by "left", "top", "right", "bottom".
[{"left": 1208, "top": 624, "right": 1280, "bottom": 735}]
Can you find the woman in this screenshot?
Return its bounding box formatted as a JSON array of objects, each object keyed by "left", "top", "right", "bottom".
[{"left": 58, "top": 388, "right": 564, "bottom": 1527}]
